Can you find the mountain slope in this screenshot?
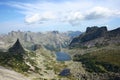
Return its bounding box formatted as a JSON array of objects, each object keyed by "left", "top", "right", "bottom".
[
  {"left": 67, "top": 26, "right": 120, "bottom": 80},
  {"left": 0, "top": 39, "right": 30, "bottom": 73},
  {"left": 69, "top": 26, "right": 120, "bottom": 48},
  {"left": 0, "top": 39, "right": 79, "bottom": 80}
]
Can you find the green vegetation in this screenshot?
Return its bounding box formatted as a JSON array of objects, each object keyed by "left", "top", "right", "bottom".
[
  {"left": 25, "top": 51, "right": 37, "bottom": 66},
  {"left": 69, "top": 45, "right": 88, "bottom": 49},
  {"left": 0, "top": 39, "right": 32, "bottom": 74},
  {"left": 0, "top": 52, "right": 30, "bottom": 73},
  {"left": 95, "top": 42, "right": 109, "bottom": 48},
  {"left": 73, "top": 47, "right": 120, "bottom": 73}
]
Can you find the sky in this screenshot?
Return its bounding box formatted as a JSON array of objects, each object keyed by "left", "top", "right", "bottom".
[{"left": 0, "top": 0, "right": 120, "bottom": 33}]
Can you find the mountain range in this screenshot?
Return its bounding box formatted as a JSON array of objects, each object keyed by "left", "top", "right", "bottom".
[
  {"left": 0, "top": 26, "right": 120, "bottom": 80},
  {"left": 0, "top": 31, "right": 81, "bottom": 51}
]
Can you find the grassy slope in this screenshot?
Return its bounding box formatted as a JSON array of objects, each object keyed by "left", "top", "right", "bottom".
[
  {"left": 73, "top": 46, "right": 120, "bottom": 73},
  {"left": 0, "top": 52, "right": 30, "bottom": 73},
  {"left": 88, "top": 48, "right": 120, "bottom": 67}
]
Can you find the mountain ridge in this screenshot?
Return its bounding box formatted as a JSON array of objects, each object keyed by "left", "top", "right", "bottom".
[
  {"left": 0, "top": 31, "right": 81, "bottom": 51},
  {"left": 69, "top": 26, "right": 120, "bottom": 48}
]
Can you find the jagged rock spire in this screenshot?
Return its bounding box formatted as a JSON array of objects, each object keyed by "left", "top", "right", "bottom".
[{"left": 8, "top": 39, "right": 25, "bottom": 54}]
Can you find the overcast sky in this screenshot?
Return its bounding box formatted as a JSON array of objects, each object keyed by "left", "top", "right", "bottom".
[{"left": 0, "top": 0, "right": 120, "bottom": 33}]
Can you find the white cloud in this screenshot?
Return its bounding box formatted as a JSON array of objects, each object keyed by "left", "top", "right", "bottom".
[
  {"left": 4, "top": 1, "right": 91, "bottom": 24},
  {"left": 66, "top": 11, "right": 84, "bottom": 21},
  {"left": 85, "top": 6, "right": 117, "bottom": 20},
  {"left": 61, "top": 6, "right": 120, "bottom": 26},
  {"left": 2, "top": 1, "right": 120, "bottom": 25},
  {"left": 61, "top": 11, "right": 84, "bottom": 26},
  {"left": 25, "top": 12, "right": 56, "bottom": 23},
  {"left": 25, "top": 13, "right": 40, "bottom": 23}
]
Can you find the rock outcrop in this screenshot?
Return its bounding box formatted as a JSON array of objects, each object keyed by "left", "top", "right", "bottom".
[
  {"left": 8, "top": 39, "right": 25, "bottom": 54},
  {"left": 69, "top": 26, "right": 120, "bottom": 48}
]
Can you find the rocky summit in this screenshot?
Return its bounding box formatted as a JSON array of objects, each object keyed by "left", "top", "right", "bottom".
[
  {"left": 8, "top": 39, "right": 25, "bottom": 54},
  {"left": 69, "top": 26, "right": 120, "bottom": 48}
]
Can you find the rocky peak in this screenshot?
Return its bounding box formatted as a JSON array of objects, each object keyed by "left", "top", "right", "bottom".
[
  {"left": 86, "top": 26, "right": 98, "bottom": 33},
  {"left": 69, "top": 26, "right": 120, "bottom": 48},
  {"left": 8, "top": 39, "right": 25, "bottom": 54},
  {"left": 86, "top": 26, "right": 107, "bottom": 33},
  {"left": 24, "top": 33, "right": 33, "bottom": 42},
  {"left": 80, "top": 26, "right": 107, "bottom": 43}
]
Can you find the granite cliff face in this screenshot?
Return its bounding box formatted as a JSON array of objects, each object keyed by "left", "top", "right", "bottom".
[{"left": 69, "top": 26, "right": 120, "bottom": 48}]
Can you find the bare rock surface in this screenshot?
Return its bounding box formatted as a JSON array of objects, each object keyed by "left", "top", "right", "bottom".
[{"left": 0, "top": 66, "right": 30, "bottom": 80}]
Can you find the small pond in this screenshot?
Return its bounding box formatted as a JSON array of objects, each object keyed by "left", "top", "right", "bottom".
[{"left": 55, "top": 52, "right": 71, "bottom": 61}]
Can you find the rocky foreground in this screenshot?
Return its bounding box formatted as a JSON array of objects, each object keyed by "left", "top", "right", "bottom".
[{"left": 0, "top": 66, "right": 30, "bottom": 80}]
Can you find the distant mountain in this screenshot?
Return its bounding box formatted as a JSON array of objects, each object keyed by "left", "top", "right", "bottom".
[
  {"left": 69, "top": 26, "right": 120, "bottom": 48},
  {"left": 66, "top": 31, "right": 81, "bottom": 39},
  {"left": 0, "top": 31, "right": 81, "bottom": 51}
]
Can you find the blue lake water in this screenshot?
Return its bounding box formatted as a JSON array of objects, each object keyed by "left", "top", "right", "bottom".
[{"left": 56, "top": 52, "right": 71, "bottom": 61}]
